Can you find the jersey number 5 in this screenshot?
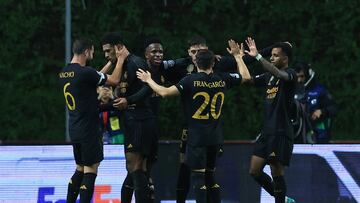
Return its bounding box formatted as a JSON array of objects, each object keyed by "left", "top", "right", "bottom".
[
  {"left": 63, "top": 83, "right": 76, "bottom": 110},
  {"left": 192, "top": 92, "right": 224, "bottom": 120}
]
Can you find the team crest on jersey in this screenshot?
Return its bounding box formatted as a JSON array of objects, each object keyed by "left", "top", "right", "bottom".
[
  {"left": 114, "top": 82, "right": 128, "bottom": 96},
  {"left": 115, "top": 71, "right": 128, "bottom": 95},
  {"left": 119, "top": 82, "right": 128, "bottom": 94},
  {"left": 187, "top": 64, "right": 194, "bottom": 74}
]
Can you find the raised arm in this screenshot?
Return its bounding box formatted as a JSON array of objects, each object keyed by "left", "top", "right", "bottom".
[
  {"left": 226, "top": 39, "right": 251, "bottom": 83},
  {"left": 245, "top": 37, "right": 291, "bottom": 81},
  {"left": 136, "top": 69, "right": 179, "bottom": 97},
  {"left": 100, "top": 61, "right": 114, "bottom": 74},
  {"left": 105, "top": 46, "right": 129, "bottom": 86}
]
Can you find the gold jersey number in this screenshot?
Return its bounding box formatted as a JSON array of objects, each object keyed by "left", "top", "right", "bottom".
[
  {"left": 192, "top": 92, "right": 225, "bottom": 120},
  {"left": 63, "top": 83, "right": 76, "bottom": 110}
]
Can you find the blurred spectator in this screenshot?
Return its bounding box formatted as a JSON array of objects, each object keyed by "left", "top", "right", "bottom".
[
  {"left": 97, "top": 85, "right": 124, "bottom": 144},
  {"left": 294, "top": 61, "right": 338, "bottom": 143}
]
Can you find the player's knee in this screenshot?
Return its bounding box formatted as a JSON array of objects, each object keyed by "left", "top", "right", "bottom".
[
  {"left": 249, "top": 167, "right": 262, "bottom": 177},
  {"left": 84, "top": 162, "right": 100, "bottom": 174},
  {"left": 271, "top": 170, "right": 284, "bottom": 177},
  {"left": 126, "top": 162, "right": 135, "bottom": 173},
  {"left": 76, "top": 164, "right": 84, "bottom": 172},
  {"left": 126, "top": 160, "right": 143, "bottom": 173},
  {"left": 270, "top": 163, "right": 284, "bottom": 177},
  {"left": 126, "top": 153, "right": 144, "bottom": 172}
]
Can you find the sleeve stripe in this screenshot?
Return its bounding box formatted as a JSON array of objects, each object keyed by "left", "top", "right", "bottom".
[
  {"left": 97, "top": 72, "right": 106, "bottom": 85},
  {"left": 230, "top": 73, "right": 240, "bottom": 78}
]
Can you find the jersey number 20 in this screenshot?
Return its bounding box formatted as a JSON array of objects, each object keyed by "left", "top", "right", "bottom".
[
  {"left": 63, "top": 83, "right": 76, "bottom": 110},
  {"left": 192, "top": 92, "right": 224, "bottom": 120}
]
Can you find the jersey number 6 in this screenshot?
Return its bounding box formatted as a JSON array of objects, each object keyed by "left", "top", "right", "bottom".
[{"left": 63, "top": 83, "right": 76, "bottom": 110}]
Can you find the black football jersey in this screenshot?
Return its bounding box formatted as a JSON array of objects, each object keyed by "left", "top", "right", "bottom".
[
  {"left": 253, "top": 68, "right": 298, "bottom": 139},
  {"left": 175, "top": 72, "right": 241, "bottom": 146},
  {"left": 148, "top": 65, "right": 168, "bottom": 116},
  {"left": 59, "top": 63, "right": 107, "bottom": 142},
  {"left": 114, "top": 54, "right": 154, "bottom": 119}
]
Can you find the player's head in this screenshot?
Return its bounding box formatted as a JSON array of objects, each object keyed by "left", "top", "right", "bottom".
[
  {"left": 294, "top": 60, "right": 313, "bottom": 84},
  {"left": 187, "top": 35, "right": 208, "bottom": 63},
  {"left": 101, "top": 32, "right": 125, "bottom": 63},
  {"left": 270, "top": 42, "right": 292, "bottom": 69},
  {"left": 144, "top": 37, "right": 164, "bottom": 67},
  {"left": 195, "top": 49, "right": 215, "bottom": 71},
  {"left": 72, "top": 38, "right": 94, "bottom": 60}
]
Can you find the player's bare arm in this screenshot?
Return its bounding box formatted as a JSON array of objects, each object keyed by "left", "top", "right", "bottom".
[
  {"left": 245, "top": 37, "right": 290, "bottom": 81},
  {"left": 100, "top": 60, "right": 113, "bottom": 74},
  {"left": 136, "top": 68, "right": 179, "bottom": 97},
  {"left": 227, "top": 39, "right": 251, "bottom": 83},
  {"left": 106, "top": 45, "right": 129, "bottom": 86}
]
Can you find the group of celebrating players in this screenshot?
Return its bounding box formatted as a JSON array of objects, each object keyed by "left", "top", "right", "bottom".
[{"left": 59, "top": 32, "right": 297, "bottom": 203}]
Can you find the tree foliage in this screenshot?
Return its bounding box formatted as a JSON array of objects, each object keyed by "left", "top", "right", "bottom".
[{"left": 0, "top": 0, "right": 359, "bottom": 141}]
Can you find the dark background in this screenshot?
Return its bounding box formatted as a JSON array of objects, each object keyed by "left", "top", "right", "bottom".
[{"left": 0, "top": 0, "right": 359, "bottom": 141}]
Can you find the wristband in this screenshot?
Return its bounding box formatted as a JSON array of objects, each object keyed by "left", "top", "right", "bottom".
[{"left": 255, "top": 54, "right": 262, "bottom": 61}]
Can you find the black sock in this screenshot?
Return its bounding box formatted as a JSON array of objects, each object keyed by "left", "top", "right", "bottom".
[
  {"left": 131, "top": 169, "right": 150, "bottom": 203},
  {"left": 176, "top": 163, "right": 191, "bottom": 203},
  {"left": 205, "top": 170, "right": 220, "bottom": 203},
  {"left": 121, "top": 174, "right": 134, "bottom": 203},
  {"left": 66, "top": 170, "right": 84, "bottom": 203},
  {"left": 191, "top": 171, "right": 207, "bottom": 203},
  {"left": 253, "top": 172, "right": 274, "bottom": 196},
  {"left": 273, "top": 176, "right": 286, "bottom": 203},
  {"left": 144, "top": 171, "right": 155, "bottom": 203},
  {"left": 79, "top": 173, "right": 97, "bottom": 203}
]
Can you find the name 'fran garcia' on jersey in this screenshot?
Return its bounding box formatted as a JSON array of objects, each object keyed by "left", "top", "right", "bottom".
[
  {"left": 59, "top": 71, "right": 75, "bottom": 78},
  {"left": 193, "top": 80, "right": 226, "bottom": 88}
]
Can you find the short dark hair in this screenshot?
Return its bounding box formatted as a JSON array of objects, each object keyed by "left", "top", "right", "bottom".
[
  {"left": 143, "top": 37, "right": 162, "bottom": 50},
  {"left": 273, "top": 42, "right": 293, "bottom": 61},
  {"left": 195, "top": 49, "right": 215, "bottom": 70},
  {"left": 187, "top": 35, "right": 207, "bottom": 47},
  {"left": 101, "top": 32, "right": 124, "bottom": 46},
  {"left": 72, "top": 38, "right": 93, "bottom": 55},
  {"left": 293, "top": 60, "right": 311, "bottom": 78}
]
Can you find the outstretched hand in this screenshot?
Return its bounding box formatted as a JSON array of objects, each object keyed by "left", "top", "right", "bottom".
[
  {"left": 227, "top": 39, "right": 245, "bottom": 58},
  {"left": 115, "top": 45, "right": 130, "bottom": 60},
  {"left": 245, "top": 37, "right": 258, "bottom": 57},
  {"left": 136, "top": 68, "right": 152, "bottom": 83}
]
